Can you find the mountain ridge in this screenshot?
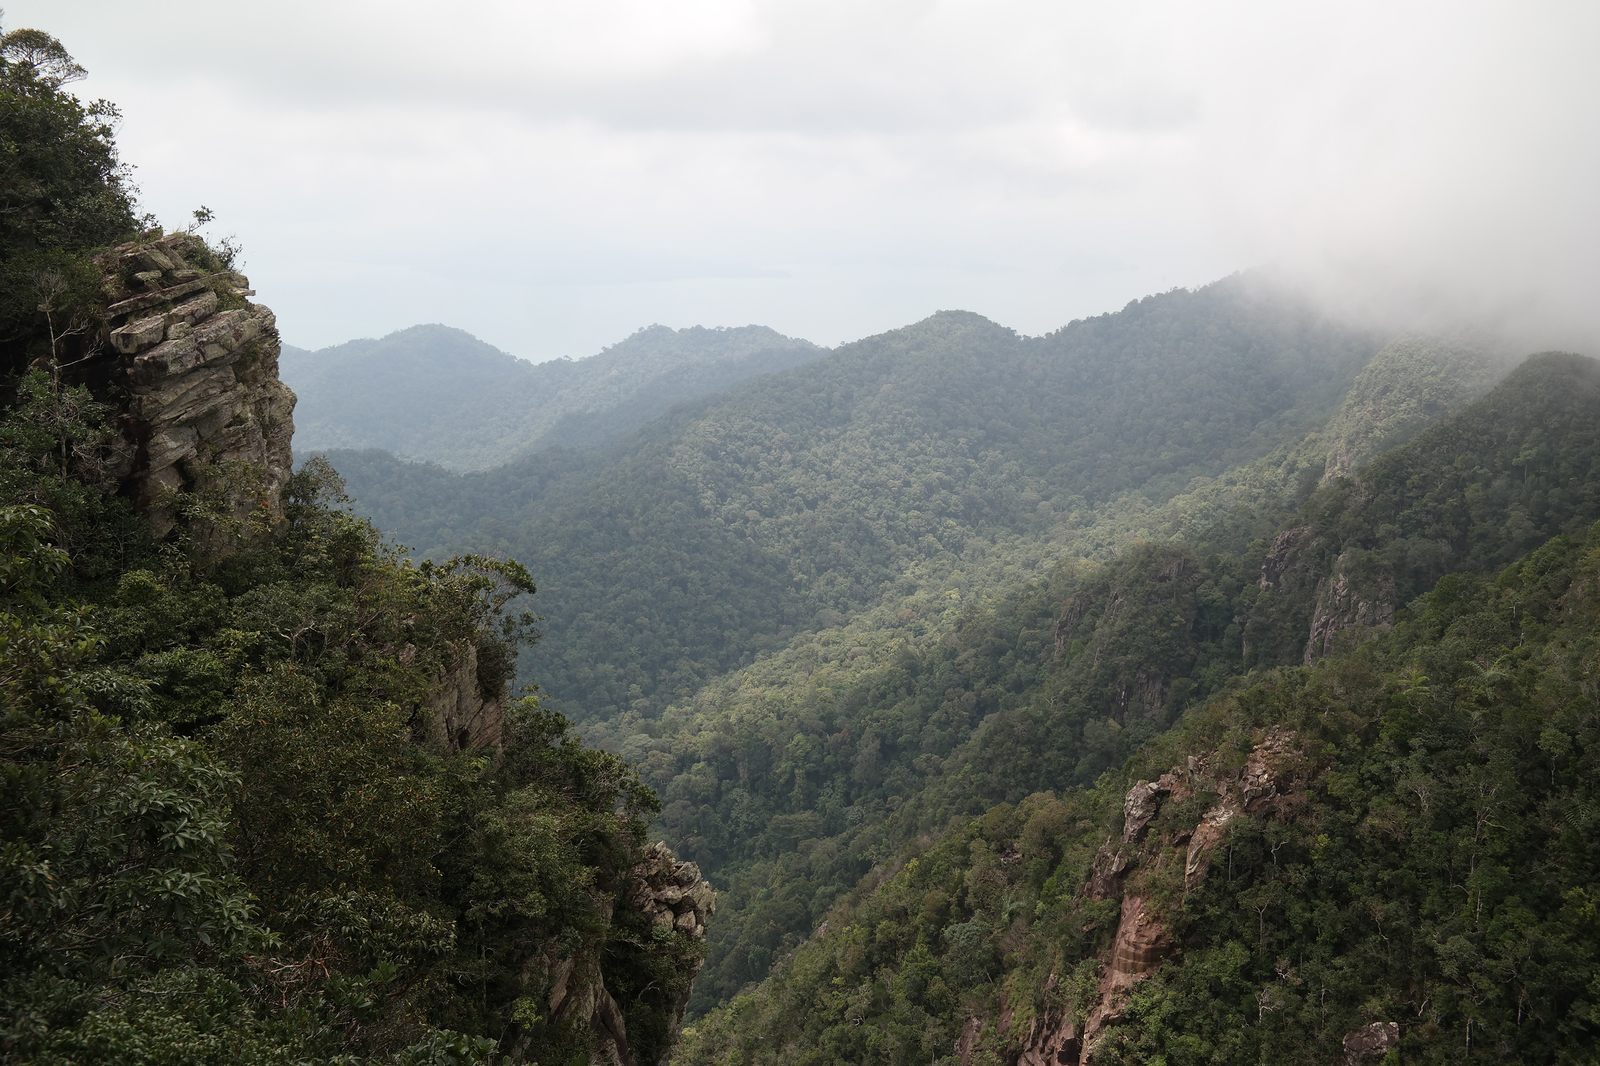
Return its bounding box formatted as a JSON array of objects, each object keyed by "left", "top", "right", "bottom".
[{"left": 283, "top": 321, "right": 825, "bottom": 469}]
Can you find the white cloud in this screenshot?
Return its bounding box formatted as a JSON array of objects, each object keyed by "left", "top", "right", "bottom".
[{"left": 15, "top": 0, "right": 1600, "bottom": 358}]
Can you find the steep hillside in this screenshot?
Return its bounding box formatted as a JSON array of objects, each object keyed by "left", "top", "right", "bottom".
[
  {"left": 0, "top": 27, "right": 714, "bottom": 1064},
  {"left": 1244, "top": 350, "right": 1600, "bottom": 667},
  {"left": 335, "top": 281, "right": 1384, "bottom": 725},
  {"left": 658, "top": 351, "right": 1600, "bottom": 1016},
  {"left": 677, "top": 408, "right": 1600, "bottom": 1066},
  {"left": 284, "top": 322, "right": 823, "bottom": 469},
  {"left": 1317, "top": 332, "right": 1507, "bottom": 482}
]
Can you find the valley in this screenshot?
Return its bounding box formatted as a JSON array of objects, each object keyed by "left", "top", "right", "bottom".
[{"left": 4, "top": 16, "right": 1599, "bottom": 1065}]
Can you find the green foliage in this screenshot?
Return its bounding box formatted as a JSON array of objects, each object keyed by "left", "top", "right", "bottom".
[
  {"left": 0, "top": 22, "right": 137, "bottom": 377},
  {"left": 1, "top": 465, "right": 665, "bottom": 1063},
  {"left": 1315, "top": 331, "right": 1507, "bottom": 480},
  {"left": 1244, "top": 351, "right": 1600, "bottom": 667},
  {"left": 682, "top": 522, "right": 1600, "bottom": 1065},
  {"left": 340, "top": 286, "right": 1381, "bottom": 728},
  {"left": 0, "top": 324, "right": 664, "bottom": 1065},
  {"left": 649, "top": 349, "right": 1600, "bottom": 1018}
]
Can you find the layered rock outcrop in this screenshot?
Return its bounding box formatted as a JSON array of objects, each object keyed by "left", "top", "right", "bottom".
[
  {"left": 91, "top": 231, "right": 294, "bottom": 539},
  {"left": 515, "top": 843, "right": 715, "bottom": 1066}
]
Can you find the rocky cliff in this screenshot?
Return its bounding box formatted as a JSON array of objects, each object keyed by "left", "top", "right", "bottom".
[
  {"left": 521, "top": 842, "right": 716, "bottom": 1066},
  {"left": 959, "top": 729, "right": 1306, "bottom": 1066},
  {"left": 424, "top": 639, "right": 507, "bottom": 754},
  {"left": 75, "top": 233, "right": 719, "bottom": 1064},
  {"left": 84, "top": 230, "right": 295, "bottom": 540}
]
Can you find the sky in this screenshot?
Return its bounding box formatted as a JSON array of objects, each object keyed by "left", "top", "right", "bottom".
[{"left": 16, "top": 0, "right": 1600, "bottom": 361}]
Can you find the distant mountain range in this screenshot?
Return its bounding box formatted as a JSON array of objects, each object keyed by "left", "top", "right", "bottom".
[
  {"left": 281, "top": 322, "right": 825, "bottom": 470},
  {"left": 293, "top": 273, "right": 1575, "bottom": 1049}
]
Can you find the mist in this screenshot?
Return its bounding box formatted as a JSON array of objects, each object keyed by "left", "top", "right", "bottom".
[{"left": 16, "top": 0, "right": 1599, "bottom": 357}]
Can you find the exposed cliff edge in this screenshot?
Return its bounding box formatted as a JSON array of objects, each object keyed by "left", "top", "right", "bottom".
[
  {"left": 65, "top": 232, "right": 719, "bottom": 1064},
  {"left": 86, "top": 230, "right": 295, "bottom": 539},
  {"left": 523, "top": 842, "right": 717, "bottom": 1066},
  {"left": 960, "top": 729, "right": 1306, "bottom": 1066}
]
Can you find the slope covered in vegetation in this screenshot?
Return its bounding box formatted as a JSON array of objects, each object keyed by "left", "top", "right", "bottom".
[
  {"left": 660, "top": 349, "right": 1600, "bottom": 1016},
  {"left": 0, "top": 26, "right": 706, "bottom": 1066},
  {"left": 336, "top": 293, "right": 1384, "bottom": 727},
  {"left": 678, "top": 388, "right": 1600, "bottom": 1065}
]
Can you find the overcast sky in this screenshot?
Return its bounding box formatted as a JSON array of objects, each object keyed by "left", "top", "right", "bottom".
[{"left": 17, "top": 1, "right": 1600, "bottom": 360}]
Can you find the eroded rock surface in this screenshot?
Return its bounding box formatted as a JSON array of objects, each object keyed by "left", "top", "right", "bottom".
[
  {"left": 92, "top": 231, "right": 294, "bottom": 540},
  {"left": 1013, "top": 973, "right": 1081, "bottom": 1066},
  {"left": 1304, "top": 551, "right": 1396, "bottom": 664},
  {"left": 631, "top": 841, "right": 717, "bottom": 943},
  {"left": 1342, "top": 1021, "right": 1400, "bottom": 1062},
  {"left": 1034, "top": 730, "right": 1306, "bottom": 1064},
  {"left": 514, "top": 842, "right": 715, "bottom": 1066},
  {"left": 424, "top": 640, "right": 505, "bottom": 753},
  {"left": 627, "top": 842, "right": 716, "bottom": 1063}
]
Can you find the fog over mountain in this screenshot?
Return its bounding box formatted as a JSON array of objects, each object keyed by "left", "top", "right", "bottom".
[
  {"left": 282, "top": 322, "right": 823, "bottom": 468},
  {"left": 10, "top": 3, "right": 1600, "bottom": 1063},
  {"left": 18, "top": 0, "right": 1598, "bottom": 359}
]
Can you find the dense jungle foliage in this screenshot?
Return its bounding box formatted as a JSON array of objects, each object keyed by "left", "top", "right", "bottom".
[
  {"left": 0, "top": 22, "right": 136, "bottom": 381},
  {"left": 0, "top": 380, "right": 694, "bottom": 1064},
  {"left": 0, "top": 28, "right": 696, "bottom": 1066},
  {"left": 286, "top": 323, "right": 823, "bottom": 470},
  {"left": 12, "top": 17, "right": 1599, "bottom": 1066},
  {"left": 677, "top": 518, "right": 1600, "bottom": 1065},
  {"left": 335, "top": 296, "right": 1384, "bottom": 728},
  {"left": 657, "top": 350, "right": 1600, "bottom": 1016},
  {"left": 327, "top": 313, "right": 1535, "bottom": 1020}
]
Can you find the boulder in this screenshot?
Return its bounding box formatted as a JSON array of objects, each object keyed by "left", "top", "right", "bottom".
[{"left": 1343, "top": 1021, "right": 1400, "bottom": 1062}]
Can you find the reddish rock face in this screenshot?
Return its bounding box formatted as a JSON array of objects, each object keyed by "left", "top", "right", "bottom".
[
  {"left": 1106, "top": 895, "right": 1167, "bottom": 988},
  {"left": 1016, "top": 998, "right": 1080, "bottom": 1066},
  {"left": 965, "top": 729, "right": 1309, "bottom": 1066}
]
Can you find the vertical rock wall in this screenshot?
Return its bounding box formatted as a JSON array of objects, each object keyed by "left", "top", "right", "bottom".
[
  {"left": 959, "top": 730, "right": 1304, "bottom": 1066},
  {"left": 424, "top": 640, "right": 506, "bottom": 753},
  {"left": 93, "top": 231, "right": 295, "bottom": 539}
]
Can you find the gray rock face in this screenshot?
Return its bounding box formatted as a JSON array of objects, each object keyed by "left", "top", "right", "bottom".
[
  {"left": 1121, "top": 779, "right": 1170, "bottom": 844},
  {"left": 423, "top": 639, "right": 505, "bottom": 754},
  {"left": 93, "top": 232, "right": 295, "bottom": 541},
  {"left": 628, "top": 842, "right": 717, "bottom": 1063},
  {"left": 1303, "top": 551, "right": 1396, "bottom": 664},
  {"left": 1342, "top": 1021, "right": 1399, "bottom": 1061},
  {"left": 631, "top": 841, "right": 717, "bottom": 941},
  {"left": 517, "top": 842, "right": 715, "bottom": 1066}
]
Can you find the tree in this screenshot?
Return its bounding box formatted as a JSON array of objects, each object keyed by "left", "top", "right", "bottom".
[{"left": 0, "top": 21, "right": 137, "bottom": 376}]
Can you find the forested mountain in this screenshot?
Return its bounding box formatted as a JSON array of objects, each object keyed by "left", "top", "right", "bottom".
[
  {"left": 592, "top": 351, "right": 1595, "bottom": 1017},
  {"left": 11, "top": 14, "right": 1600, "bottom": 1066},
  {"left": 283, "top": 322, "right": 823, "bottom": 469},
  {"left": 680, "top": 518, "right": 1600, "bottom": 1064},
  {"left": 673, "top": 350, "right": 1600, "bottom": 1064},
  {"left": 0, "top": 26, "right": 707, "bottom": 1066},
  {"left": 331, "top": 285, "right": 1391, "bottom": 727}
]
